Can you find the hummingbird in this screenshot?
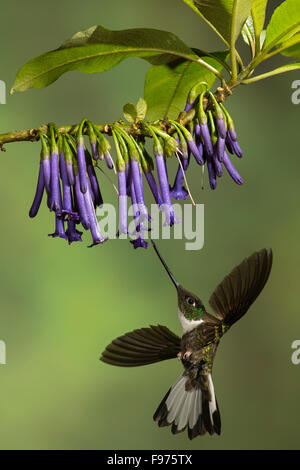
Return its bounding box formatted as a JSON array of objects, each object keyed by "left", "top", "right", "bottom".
[{"left": 100, "top": 242, "right": 273, "bottom": 439}]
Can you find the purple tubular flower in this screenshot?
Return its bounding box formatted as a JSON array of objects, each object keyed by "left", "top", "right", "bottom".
[
  {"left": 130, "top": 159, "right": 149, "bottom": 222},
  {"left": 212, "top": 151, "right": 223, "bottom": 177},
  {"left": 225, "top": 133, "right": 235, "bottom": 154},
  {"left": 76, "top": 138, "right": 88, "bottom": 194},
  {"left": 90, "top": 142, "right": 99, "bottom": 160},
  {"left": 232, "top": 140, "right": 243, "bottom": 158},
  {"left": 194, "top": 122, "right": 201, "bottom": 140},
  {"left": 194, "top": 123, "right": 204, "bottom": 162},
  {"left": 139, "top": 172, "right": 151, "bottom": 223},
  {"left": 86, "top": 154, "right": 103, "bottom": 207},
  {"left": 129, "top": 174, "right": 145, "bottom": 234},
  {"left": 228, "top": 123, "right": 238, "bottom": 142},
  {"left": 48, "top": 215, "right": 68, "bottom": 240},
  {"left": 216, "top": 137, "right": 226, "bottom": 162},
  {"left": 39, "top": 133, "right": 51, "bottom": 193},
  {"left": 129, "top": 177, "right": 148, "bottom": 249},
  {"left": 170, "top": 156, "right": 189, "bottom": 200},
  {"left": 50, "top": 147, "right": 62, "bottom": 213},
  {"left": 118, "top": 171, "right": 128, "bottom": 235},
  {"left": 206, "top": 153, "right": 217, "bottom": 190},
  {"left": 66, "top": 220, "right": 83, "bottom": 244},
  {"left": 59, "top": 150, "right": 78, "bottom": 221},
  {"left": 226, "top": 133, "right": 243, "bottom": 158},
  {"left": 66, "top": 160, "right": 75, "bottom": 186},
  {"left": 200, "top": 122, "right": 214, "bottom": 157},
  {"left": 104, "top": 152, "right": 114, "bottom": 170},
  {"left": 74, "top": 173, "right": 90, "bottom": 230},
  {"left": 84, "top": 187, "right": 107, "bottom": 247},
  {"left": 197, "top": 140, "right": 204, "bottom": 161},
  {"left": 29, "top": 162, "right": 45, "bottom": 218},
  {"left": 184, "top": 100, "right": 194, "bottom": 112},
  {"left": 129, "top": 176, "right": 138, "bottom": 214},
  {"left": 88, "top": 181, "right": 95, "bottom": 205},
  {"left": 87, "top": 122, "right": 100, "bottom": 160},
  {"left": 145, "top": 171, "right": 163, "bottom": 206},
  {"left": 223, "top": 151, "right": 243, "bottom": 185},
  {"left": 188, "top": 139, "right": 204, "bottom": 166},
  {"left": 215, "top": 117, "right": 226, "bottom": 139},
  {"left": 155, "top": 153, "right": 176, "bottom": 226},
  {"left": 64, "top": 136, "right": 75, "bottom": 186},
  {"left": 42, "top": 157, "right": 51, "bottom": 194}
]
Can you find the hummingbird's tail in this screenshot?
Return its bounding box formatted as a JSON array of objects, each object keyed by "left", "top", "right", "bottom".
[{"left": 154, "top": 373, "right": 221, "bottom": 439}]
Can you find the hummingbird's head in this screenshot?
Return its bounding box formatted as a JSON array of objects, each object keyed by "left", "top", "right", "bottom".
[
  {"left": 151, "top": 240, "right": 205, "bottom": 324},
  {"left": 176, "top": 285, "right": 205, "bottom": 322}
]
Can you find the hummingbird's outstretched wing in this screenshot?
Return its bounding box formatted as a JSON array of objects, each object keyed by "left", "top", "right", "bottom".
[
  {"left": 100, "top": 325, "right": 181, "bottom": 367},
  {"left": 209, "top": 248, "right": 273, "bottom": 327}
]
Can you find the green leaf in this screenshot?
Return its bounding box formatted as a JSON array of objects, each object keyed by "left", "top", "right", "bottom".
[
  {"left": 242, "top": 15, "right": 255, "bottom": 46},
  {"left": 144, "top": 51, "right": 228, "bottom": 121},
  {"left": 11, "top": 26, "right": 200, "bottom": 93},
  {"left": 276, "top": 33, "right": 300, "bottom": 59},
  {"left": 242, "top": 0, "right": 267, "bottom": 53},
  {"left": 259, "top": 30, "right": 266, "bottom": 49},
  {"left": 182, "top": 0, "right": 232, "bottom": 45},
  {"left": 123, "top": 103, "right": 137, "bottom": 123},
  {"left": 230, "top": 1, "right": 255, "bottom": 78},
  {"left": 251, "top": 0, "right": 267, "bottom": 43},
  {"left": 231, "top": 0, "right": 255, "bottom": 44},
  {"left": 183, "top": 1, "right": 254, "bottom": 46},
  {"left": 263, "top": 0, "right": 300, "bottom": 53},
  {"left": 136, "top": 98, "right": 147, "bottom": 121}
]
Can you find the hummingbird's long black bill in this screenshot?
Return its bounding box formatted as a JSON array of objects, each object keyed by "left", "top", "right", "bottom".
[{"left": 151, "top": 240, "right": 179, "bottom": 289}]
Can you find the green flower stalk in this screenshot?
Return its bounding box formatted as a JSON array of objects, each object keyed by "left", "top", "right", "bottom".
[{"left": 93, "top": 124, "right": 114, "bottom": 170}]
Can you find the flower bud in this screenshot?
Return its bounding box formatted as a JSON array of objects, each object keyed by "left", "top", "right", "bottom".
[
  {"left": 29, "top": 161, "right": 45, "bottom": 218},
  {"left": 87, "top": 121, "right": 99, "bottom": 160},
  {"left": 223, "top": 151, "right": 243, "bottom": 185},
  {"left": 86, "top": 150, "right": 103, "bottom": 208}
]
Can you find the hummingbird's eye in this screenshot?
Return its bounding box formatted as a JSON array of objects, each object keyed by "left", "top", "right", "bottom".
[{"left": 186, "top": 296, "right": 196, "bottom": 307}]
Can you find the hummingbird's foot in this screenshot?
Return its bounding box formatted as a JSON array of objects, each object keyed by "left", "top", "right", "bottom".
[{"left": 183, "top": 350, "right": 193, "bottom": 360}]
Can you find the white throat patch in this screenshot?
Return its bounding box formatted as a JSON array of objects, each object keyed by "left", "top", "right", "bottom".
[{"left": 178, "top": 308, "right": 204, "bottom": 334}]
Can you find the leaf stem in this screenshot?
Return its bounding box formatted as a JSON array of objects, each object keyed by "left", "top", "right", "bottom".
[
  {"left": 196, "top": 57, "right": 226, "bottom": 85},
  {"left": 241, "top": 64, "right": 300, "bottom": 84},
  {"left": 193, "top": 49, "right": 232, "bottom": 75},
  {"left": 230, "top": 47, "right": 238, "bottom": 83}
]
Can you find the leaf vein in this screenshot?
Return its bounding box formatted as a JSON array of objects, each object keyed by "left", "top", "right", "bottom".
[{"left": 13, "top": 47, "right": 199, "bottom": 92}]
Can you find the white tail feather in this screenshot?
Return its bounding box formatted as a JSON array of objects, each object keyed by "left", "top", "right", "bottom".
[
  {"left": 164, "top": 373, "right": 217, "bottom": 432},
  {"left": 189, "top": 388, "right": 201, "bottom": 429},
  {"left": 208, "top": 374, "right": 217, "bottom": 421}
]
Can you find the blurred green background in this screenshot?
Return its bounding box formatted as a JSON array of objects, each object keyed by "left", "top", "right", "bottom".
[{"left": 0, "top": 0, "right": 299, "bottom": 450}]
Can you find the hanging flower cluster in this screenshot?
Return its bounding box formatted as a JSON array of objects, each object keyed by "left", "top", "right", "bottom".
[
  {"left": 29, "top": 88, "right": 243, "bottom": 249},
  {"left": 29, "top": 121, "right": 107, "bottom": 247},
  {"left": 181, "top": 87, "right": 243, "bottom": 190}
]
